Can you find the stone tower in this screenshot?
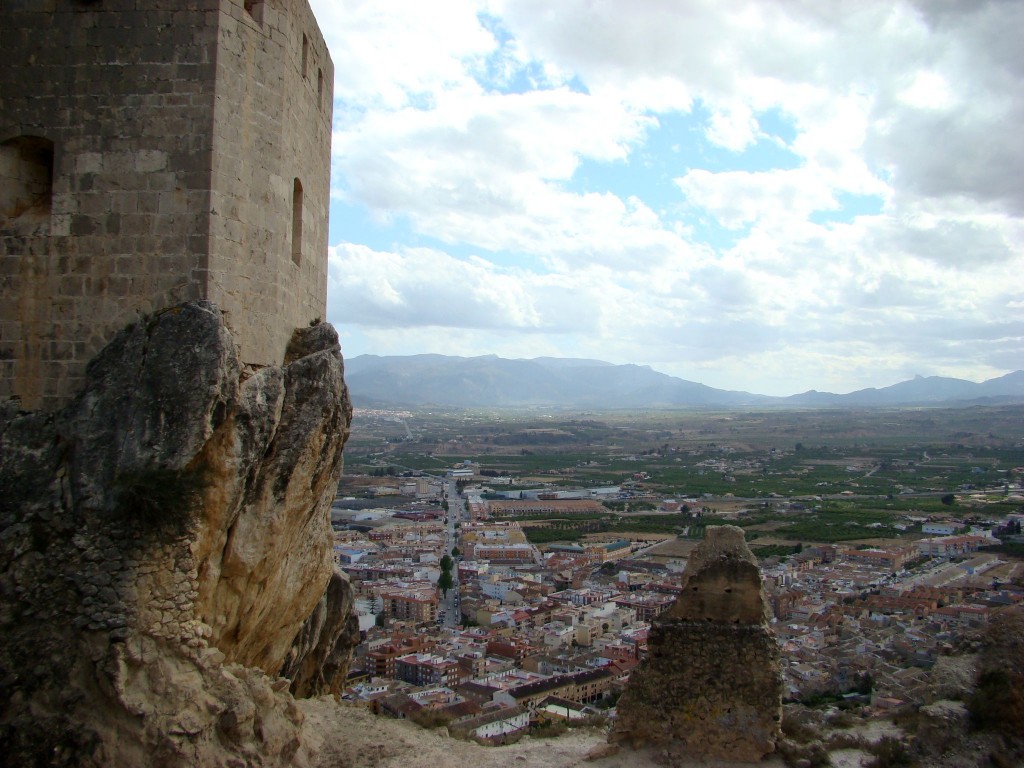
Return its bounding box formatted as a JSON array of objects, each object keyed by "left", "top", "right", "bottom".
[
  {"left": 1, "top": 0, "right": 334, "bottom": 410},
  {"left": 611, "top": 525, "right": 783, "bottom": 763}
]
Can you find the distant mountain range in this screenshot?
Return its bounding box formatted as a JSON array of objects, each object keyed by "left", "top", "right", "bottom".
[{"left": 343, "top": 354, "right": 1024, "bottom": 409}]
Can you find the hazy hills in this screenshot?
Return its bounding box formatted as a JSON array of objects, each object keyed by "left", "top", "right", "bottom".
[{"left": 344, "top": 354, "right": 1024, "bottom": 409}]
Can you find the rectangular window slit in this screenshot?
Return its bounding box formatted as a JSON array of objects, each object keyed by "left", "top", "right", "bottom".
[
  {"left": 244, "top": 1, "right": 264, "bottom": 24},
  {"left": 291, "top": 178, "right": 303, "bottom": 266}
]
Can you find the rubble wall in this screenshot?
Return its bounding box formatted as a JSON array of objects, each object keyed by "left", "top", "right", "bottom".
[
  {"left": 612, "top": 525, "right": 783, "bottom": 763},
  {"left": 614, "top": 620, "right": 782, "bottom": 762}
]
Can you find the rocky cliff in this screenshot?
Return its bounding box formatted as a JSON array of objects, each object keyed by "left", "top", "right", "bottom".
[{"left": 0, "top": 302, "right": 357, "bottom": 766}]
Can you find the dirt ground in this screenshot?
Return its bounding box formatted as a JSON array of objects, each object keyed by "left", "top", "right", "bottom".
[
  {"left": 299, "top": 703, "right": 790, "bottom": 768},
  {"left": 645, "top": 538, "right": 701, "bottom": 558}
]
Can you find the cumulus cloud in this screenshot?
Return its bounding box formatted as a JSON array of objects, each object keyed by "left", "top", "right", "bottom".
[
  {"left": 331, "top": 85, "right": 688, "bottom": 268},
  {"left": 328, "top": 243, "right": 555, "bottom": 331},
  {"left": 864, "top": 0, "right": 1024, "bottom": 212},
  {"left": 326, "top": 243, "right": 663, "bottom": 335},
  {"left": 310, "top": 0, "right": 1024, "bottom": 393},
  {"left": 675, "top": 168, "right": 838, "bottom": 229},
  {"left": 312, "top": 0, "right": 496, "bottom": 110}
]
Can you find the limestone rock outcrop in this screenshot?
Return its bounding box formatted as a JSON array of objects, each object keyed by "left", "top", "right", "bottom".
[
  {"left": 281, "top": 567, "right": 361, "bottom": 699},
  {"left": 611, "top": 525, "right": 782, "bottom": 763},
  {"left": 0, "top": 301, "right": 356, "bottom": 766},
  {"left": 189, "top": 318, "right": 353, "bottom": 673}
]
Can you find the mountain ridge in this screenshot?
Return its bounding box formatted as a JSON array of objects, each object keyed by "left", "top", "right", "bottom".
[{"left": 343, "top": 354, "right": 1024, "bottom": 409}]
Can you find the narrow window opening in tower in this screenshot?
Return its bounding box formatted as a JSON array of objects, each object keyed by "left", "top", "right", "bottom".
[
  {"left": 302, "top": 33, "right": 309, "bottom": 78},
  {"left": 243, "top": 0, "right": 264, "bottom": 24},
  {"left": 317, "top": 68, "right": 324, "bottom": 109},
  {"left": 291, "top": 178, "right": 303, "bottom": 266},
  {"left": 0, "top": 135, "right": 54, "bottom": 236}
]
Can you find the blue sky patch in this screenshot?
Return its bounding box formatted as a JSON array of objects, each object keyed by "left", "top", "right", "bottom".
[{"left": 810, "top": 192, "right": 885, "bottom": 224}]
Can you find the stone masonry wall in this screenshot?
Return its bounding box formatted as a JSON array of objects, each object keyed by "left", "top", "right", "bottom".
[
  {"left": 1, "top": 0, "right": 217, "bottom": 409},
  {"left": 206, "top": 0, "right": 334, "bottom": 372},
  {"left": 0, "top": 0, "right": 332, "bottom": 411}
]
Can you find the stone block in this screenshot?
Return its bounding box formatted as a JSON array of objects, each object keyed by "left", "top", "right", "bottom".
[
  {"left": 134, "top": 149, "right": 167, "bottom": 173},
  {"left": 75, "top": 152, "right": 104, "bottom": 174}
]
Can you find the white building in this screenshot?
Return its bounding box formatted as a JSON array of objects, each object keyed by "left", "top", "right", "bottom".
[
  {"left": 917, "top": 535, "right": 989, "bottom": 558},
  {"left": 922, "top": 523, "right": 962, "bottom": 535}
]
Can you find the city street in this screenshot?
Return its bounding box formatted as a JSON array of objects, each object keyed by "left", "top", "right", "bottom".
[{"left": 441, "top": 480, "right": 464, "bottom": 628}]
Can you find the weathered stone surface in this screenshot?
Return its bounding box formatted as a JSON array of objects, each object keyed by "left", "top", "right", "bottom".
[
  {"left": 926, "top": 653, "right": 978, "bottom": 702},
  {"left": 661, "top": 527, "right": 769, "bottom": 626},
  {"left": 64, "top": 302, "right": 239, "bottom": 514},
  {"left": 191, "top": 316, "right": 352, "bottom": 672},
  {"left": 0, "top": 302, "right": 352, "bottom": 766},
  {"left": 281, "top": 567, "right": 360, "bottom": 698},
  {"left": 917, "top": 700, "right": 970, "bottom": 754},
  {"left": 611, "top": 525, "right": 783, "bottom": 763},
  {"left": 285, "top": 322, "right": 341, "bottom": 365}
]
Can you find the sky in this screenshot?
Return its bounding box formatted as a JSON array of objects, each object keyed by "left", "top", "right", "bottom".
[{"left": 308, "top": 0, "right": 1023, "bottom": 397}]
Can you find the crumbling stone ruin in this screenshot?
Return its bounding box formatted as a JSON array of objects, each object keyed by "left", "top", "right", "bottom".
[{"left": 612, "top": 525, "right": 783, "bottom": 763}]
